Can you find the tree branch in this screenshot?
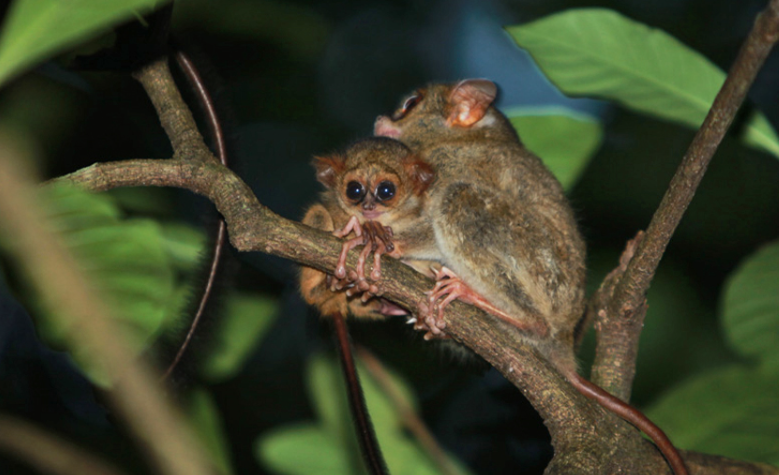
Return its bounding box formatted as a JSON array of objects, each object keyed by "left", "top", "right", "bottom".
[
  {"left": 589, "top": 0, "right": 779, "bottom": 398},
  {"left": 48, "top": 31, "right": 779, "bottom": 471}
]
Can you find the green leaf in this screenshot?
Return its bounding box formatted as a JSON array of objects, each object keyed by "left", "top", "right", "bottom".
[
  {"left": 0, "top": 0, "right": 168, "bottom": 86},
  {"left": 185, "top": 389, "right": 234, "bottom": 475},
  {"left": 256, "top": 352, "right": 469, "bottom": 475},
  {"left": 506, "top": 8, "right": 779, "bottom": 159},
  {"left": 200, "top": 292, "right": 278, "bottom": 382},
  {"left": 647, "top": 365, "right": 779, "bottom": 465},
  {"left": 34, "top": 183, "right": 174, "bottom": 385},
  {"left": 258, "top": 425, "right": 352, "bottom": 475},
  {"left": 159, "top": 222, "right": 207, "bottom": 273},
  {"left": 721, "top": 240, "right": 779, "bottom": 366},
  {"left": 506, "top": 107, "right": 602, "bottom": 190}
]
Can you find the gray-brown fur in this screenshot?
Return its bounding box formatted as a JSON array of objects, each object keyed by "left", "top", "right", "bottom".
[{"left": 374, "top": 80, "right": 586, "bottom": 374}]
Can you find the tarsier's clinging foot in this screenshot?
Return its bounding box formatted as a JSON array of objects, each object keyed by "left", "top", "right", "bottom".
[
  {"left": 332, "top": 216, "right": 395, "bottom": 300},
  {"left": 418, "top": 266, "right": 550, "bottom": 340}
]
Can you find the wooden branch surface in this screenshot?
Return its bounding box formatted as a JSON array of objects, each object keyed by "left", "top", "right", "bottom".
[{"left": 589, "top": 0, "right": 779, "bottom": 399}]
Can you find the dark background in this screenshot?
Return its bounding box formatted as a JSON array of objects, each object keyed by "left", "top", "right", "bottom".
[{"left": 1, "top": 0, "right": 778, "bottom": 473}]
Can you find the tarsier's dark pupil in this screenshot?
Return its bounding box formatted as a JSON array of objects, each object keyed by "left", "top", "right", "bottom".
[
  {"left": 376, "top": 181, "right": 396, "bottom": 201},
  {"left": 346, "top": 181, "right": 365, "bottom": 201}
]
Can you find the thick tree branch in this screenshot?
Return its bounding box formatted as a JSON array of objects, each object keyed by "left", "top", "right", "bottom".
[
  {"left": 60, "top": 155, "right": 664, "bottom": 473},
  {"left": 590, "top": 0, "right": 779, "bottom": 398},
  {"left": 59, "top": 150, "right": 778, "bottom": 475}
]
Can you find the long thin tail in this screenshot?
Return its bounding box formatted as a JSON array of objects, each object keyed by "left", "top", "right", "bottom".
[
  {"left": 569, "top": 373, "right": 688, "bottom": 475},
  {"left": 161, "top": 49, "right": 229, "bottom": 381},
  {"left": 331, "top": 312, "right": 390, "bottom": 475}
]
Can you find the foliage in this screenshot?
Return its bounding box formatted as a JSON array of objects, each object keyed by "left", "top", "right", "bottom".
[
  {"left": 0, "top": 0, "right": 169, "bottom": 86},
  {"left": 506, "top": 106, "right": 603, "bottom": 190},
  {"left": 506, "top": 8, "right": 779, "bottom": 159},
  {"left": 20, "top": 183, "right": 176, "bottom": 386},
  {"left": 647, "top": 240, "right": 779, "bottom": 465},
  {"left": 256, "top": 353, "right": 471, "bottom": 475}
]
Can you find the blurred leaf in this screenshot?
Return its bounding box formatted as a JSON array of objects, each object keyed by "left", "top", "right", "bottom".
[
  {"left": 0, "top": 0, "right": 168, "bottom": 86},
  {"left": 32, "top": 183, "right": 174, "bottom": 385},
  {"left": 506, "top": 107, "right": 602, "bottom": 190},
  {"left": 258, "top": 425, "right": 352, "bottom": 475},
  {"left": 159, "top": 222, "right": 207, "bottom": 272},
  {"left": 257, "top": 352, "right": 468, "bottom": 475},
  {"left": 721, "top": 240, "right": 779, "bottom": 366},
  {"left": 186, "top": 389, "right": 234, "bottom": 475},
  {"left": 647, "top": 365, "right": 779, "bottom": 465},
  {"left": 506, "top": 8, "right": 779, "bottom": 159},
  {"left": 107, "top": 187, "right": 175, "bottom": 216},
  {"left": 200, "top": 292, "right": 278, "bottom": 382}
]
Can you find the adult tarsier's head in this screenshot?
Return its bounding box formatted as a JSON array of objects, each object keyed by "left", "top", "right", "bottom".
[
  {"left": 312, "top": 137, "right": 434, "bottom": 223},
  {"left": 373, "top": 79, "right": 514, "bottom": 147}
]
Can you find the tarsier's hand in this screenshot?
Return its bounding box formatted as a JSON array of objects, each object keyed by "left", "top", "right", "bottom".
[{"left": 332, "top": 216, "right": 394, "bottom": 301}]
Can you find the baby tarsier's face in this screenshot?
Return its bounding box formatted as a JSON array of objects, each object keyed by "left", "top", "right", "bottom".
[{"left": 335, "top": 138, "right": 427, "bottom": 223}]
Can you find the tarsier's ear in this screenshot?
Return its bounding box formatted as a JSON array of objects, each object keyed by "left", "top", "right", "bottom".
[
  {"left": 312, "top": 154, "right": 346, "bottom": 189},
  {"left": 447, "top": 79, "right": 497, "bottom": 127},
  {"left": 404, "top": 156, "right": 435, "bottom": 195}
]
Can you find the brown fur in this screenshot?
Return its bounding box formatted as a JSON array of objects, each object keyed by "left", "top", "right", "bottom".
[
  {"left": 300, "top": 137, "right": 438, "bottom": 318},
  {"left": 375, "top": 80, "right": 586, "bottom": 374}
]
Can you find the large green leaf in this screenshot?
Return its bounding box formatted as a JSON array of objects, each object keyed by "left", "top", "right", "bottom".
[
  {"left": 721, "top": 240, "right": 779, "bottom": 366},
  {"left": 506, "top": 107, "right": 602, "bottom": 190},
  {"left": 506, "top": 8, "right": 779, "bottom": 159},
  {"left": 0, "top": 0, "right": 168, "bottom": 86},
  {"left": 200, "top": 292, "right": 278, "bottom": 382},
  {"left": 647, "top": 365, "right": 779, "bottom": 465},
  {"left": 34, "top": 183, "right": 175, "bottom": 384},
  {"left": 256, "top": 353, "right": 469, "bottom": 475}
]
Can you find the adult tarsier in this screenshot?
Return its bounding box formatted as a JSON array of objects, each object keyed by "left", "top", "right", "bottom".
[{"left": 300, "top": 79, "right": 687, "bottom": 475}]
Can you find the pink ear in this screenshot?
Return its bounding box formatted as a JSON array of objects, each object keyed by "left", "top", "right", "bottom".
[
  {"left": 312, "top": 154, "right": 345, "bottom": 188},
  {"left": 404, "top": 156, "right": 435, "bottom": 195},
  {"left": 447, "top": 79, "right": 497, "bottom": 127}
]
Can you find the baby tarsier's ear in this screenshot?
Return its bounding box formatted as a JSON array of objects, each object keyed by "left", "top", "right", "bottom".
[
  {"left": 447, "top": 79, "right": 497, "bottom": 128},
  {"left": 312, "top": 154, "right": 346, "bottom": 189},
  {"left": 403, "top": 155, "right": 435, "bottom": 195}
]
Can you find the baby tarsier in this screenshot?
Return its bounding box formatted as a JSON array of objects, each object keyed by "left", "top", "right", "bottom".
[{"left": 300, "top": 79, "right": 687, "bottom": 475}]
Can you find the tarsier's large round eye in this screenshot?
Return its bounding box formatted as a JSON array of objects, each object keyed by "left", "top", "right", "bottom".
[
  {"left": 392, "top": 93, "right": 422, "bottom": 120},
  {"left": 402, "top": 94, "right": 420, "bottom": 113},
  {"left": 345, "top": 181, "right": 365, "bottom": 201},
  {"left": 375, "top": 181, "right": 396, "bottom": 201}
]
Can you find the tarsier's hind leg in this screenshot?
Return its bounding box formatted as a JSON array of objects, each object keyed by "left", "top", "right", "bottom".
[{"left": 424, "top": 182, "right": 559, "bottom": 337}]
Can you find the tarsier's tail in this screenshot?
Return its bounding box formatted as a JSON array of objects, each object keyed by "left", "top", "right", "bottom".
[
  {"left": 331, "top": 312, "right": 390, "bottom": 475},
  {"left": 569, "top": 373, "right": 688, "bottom": 475}
]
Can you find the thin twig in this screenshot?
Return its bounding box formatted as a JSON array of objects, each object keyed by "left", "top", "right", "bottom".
[
  {"left": 0, "top": 415, "right": 128, "bottom": 475},
  {"left": 133, "top": 58, "right": 217, "bottom": 164},
  {"left": 590, "top": 0, "right": 779, "bottom": 397}
]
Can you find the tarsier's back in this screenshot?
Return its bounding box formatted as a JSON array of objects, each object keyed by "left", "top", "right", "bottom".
[{"left": 375, "top": 79, "right": 586, "bottom": 365}]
